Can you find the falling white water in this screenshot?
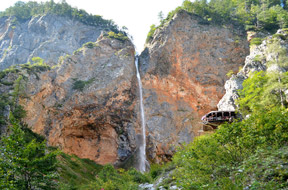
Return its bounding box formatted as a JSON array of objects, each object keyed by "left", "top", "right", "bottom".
[{"left": 135, "top": 55, "right": 147, "bottom": 173}]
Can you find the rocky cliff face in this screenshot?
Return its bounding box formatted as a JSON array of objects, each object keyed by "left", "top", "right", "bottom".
[
  {"left": 218, "top": 29, "right": 288, "bottom": 111},
  {"left": 1, "top": 10, "right": 251, "bottom": 166},
  {"left": 139, "top": 10, "right": 249, "bottom": 162},
  {"left": 0, "top": 14, "right": 105, "bottom": 70},
  {"left": 17, "top": 34, "right": 138, "bottom": 165}
]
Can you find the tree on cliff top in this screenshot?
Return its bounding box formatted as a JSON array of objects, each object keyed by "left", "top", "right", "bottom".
[
  {"left": 0, "top": 1, "right": 126, "bottom": 35},
  {"left": 146, "top": 0, "right": 288, "bottom": 43}
]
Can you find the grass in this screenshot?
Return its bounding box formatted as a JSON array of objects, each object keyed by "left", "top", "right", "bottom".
[{"left": 58, "top": 153, "right": 103, "bottom": 189}]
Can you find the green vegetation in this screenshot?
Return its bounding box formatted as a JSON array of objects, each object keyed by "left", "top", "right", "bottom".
[
  {"left": 0, "top": 57, "right": 51, "bottom": 126},
  {"left": 162, "top": 32, "right": 288, "bottom": 189},
  {"left": 1, "top": 2, "right": 288, "bottom": 188},
  {"left": 146, "top": 24, "right": 157, "bottom": 43},
  {"left": 0, "top": 0, "right": 126, "bottom": 35},
  {"left": 226, "top": 70, "right": 234, "bottom": 78},
  {"left": 58, "top": 153, "right": 103, "bottom": 189},
  {"left": 273, "top": 33, "right": 287, "bottom": 40},
  {"left": 0, "top": 57, "right": 50, "bottom": 81},
  {"left": 81, "top": 166, "right": 150, "bottom": 190},
  {"left": 146, "top": 0, "right": 288, "bottom": 42},
  {"left": 83, "top": 42, "right": 96, "bottom": 49},
  {"left": 171, "top": 107, "right": 288, "bottom": 189},
  {"left": 72, "top": 78, "right": 95, "bottom": 91},
  {"left": 250, "top": 37, "right": 263, "bottom": 46},
  {"left": 0, "top": 116, "right": 59, "bottom": 190},
  {"left": 103, "top": 31, "right": 129, "bottom": 42}
]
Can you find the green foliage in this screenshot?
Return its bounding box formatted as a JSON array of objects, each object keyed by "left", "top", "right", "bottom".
[
  {"left": 0, "top": 94, "right": 10, "bottom": 125},
  {"left": 72, "top": 78, "right": 95, "bottom": 91},
  {"left": 0, "top": 57, "right": 50, "bottom": 81},
  {"left": 58, "top": 153, "right": 103, "bottom": 189},
  {"left": 171, "top": 42, "right": 288, "bottom": 188},
  {"left": 226, "top": 70, "right": 234, "bottom": 78},
  {"left": 0, "top": 1, "right": 126, "bottom": 35},
  {"left": 238, "top": 71, "right": 288, "bottom": 115},
  {"left": 83, "top": 42, "right": 96, "bottom": 49},
  {"left": 104, "top": 31, "right": 129, "bottom": 42},
  {"left": 273, "top": 33, "right": 287, "bottom": 40},
  {"left": 146, "top": 24, "right": 157, "bottom": 43},
  {"left": 250, "top": 37, "right": 263, "bottom": 46},
  {"left": 0, "top": 57, "right": 51, "bottom": 125},
  {"left": 237, "top": 71, "right": 268, "bottom": 114},
  {"left": 0, "top": 117, "right": 59, "bottom": 190},
  {"left": 253, "top": 54, "right": 263, "bottom": 62},
  {"left": 147, "top": 0, "right": 288, "bottom": 43},
  {"left": 266, "top": 38, "right": 288, "bottom": 67},
  {"left": 81, "top": 165, "right": 150, "bottom": 190},
  {"left": 172, "top": 135, "right": 236, "bottom": 189},
  {"left": 172, "top": 107, "right": 288, "bottom": 189},
  {"left": 233, "top": 147, "right": 288, "bottom": 189}
]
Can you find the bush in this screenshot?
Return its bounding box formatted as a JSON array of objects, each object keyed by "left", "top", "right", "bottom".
[
  {"left": 171, "top": 107, "right": 288, "bottom": 189},
  {"left": 226, "top": 70, "right": 234, "bottom": 78},
  {"left": 104, "top": 31, "right": 129, "bottom": 42},
  {"left": 81, "top": 165, "right": 150, "bottom": 190},
  {"left": 83, "top": 42, "right": 96, "bottom": 49},
  {"left": 232, "top": 147, "right": 288, "bottom": 189},
  {"left": 273, "top": 33, "right": 287, "bottom": 40},
  {"left": 250, "top": 37, "right": 263, "bottom": 46},
  {"left": 173, "top": 135, "right": 235, "bottom": 189},
  {"left": 0, "top": 118, "right": 59, "bottom": 190},
  {"left": 72, "top": 78, "right": 94, "bottom": 91},
  {"left": 146, "top": 24, "right": 157, "bottom": 43}
]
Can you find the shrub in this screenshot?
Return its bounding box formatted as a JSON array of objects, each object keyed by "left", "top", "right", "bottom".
[
  {"left": 0, "top": 118, "right": 59, "bottom": 190},
  {"left": 146, "top": 24, "right": 157, "bottom": 43},
  {"left": 83, "top": 42, "right": 96, "bottom": 49},
  {"left": 273, "top": 33, "right": 287, "bottom": 40},
  {"left": 81, "top": 165, "right": 148, "bottom": 190},
  {"left": 250, "top": 37, "right": 263, "bottom": 46},
  {"left": 233, "top": 147, "right": 288, "bottom": 189},
  {"left": 253, "top": 54, "right": 263, "bottom": 62},
  {"left": 104, "top": 31, "right": 129, "bottom": 42},
  {"left": 72, "top": 78, "right": 95, "bottom": 91},
  {"left": 226, "top": 70, "right": 234, "bottom": 78},
  {"left": 172, "top": 107, "right": 288, "bottom": 189}
]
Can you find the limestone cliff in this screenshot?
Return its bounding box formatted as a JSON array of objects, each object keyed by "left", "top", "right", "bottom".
[
  {"left": 0, "top": 14, "right": 107, "bottom": 70},
  {"left": 218, "top": 29, "right": 288, "bottom": 111},
  {"left": 17, "top": 34, "right": 137, "bottom": 165},
  {"left": 139, "top": 10, "right": 249, "bottom": 162},
  {"left": 0, "top": 10, "right": 251, "bottom": 166}
]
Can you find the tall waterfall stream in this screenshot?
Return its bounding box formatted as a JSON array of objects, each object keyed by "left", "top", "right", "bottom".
[{"left": 135, "top": 56, "right": 147, "bottom": 173}]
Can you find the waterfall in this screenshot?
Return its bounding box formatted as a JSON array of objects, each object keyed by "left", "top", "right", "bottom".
[{"left": 135, "top": 55, "right": 147, "bottom": 173}]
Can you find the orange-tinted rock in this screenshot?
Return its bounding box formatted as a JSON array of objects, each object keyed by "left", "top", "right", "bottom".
[
  {"left": 21, "top": 35, "right": 138, "bottom": 165},
  {"left": 11, "top": 10, "right": 250, "bottom": 165},
  {"left": 139, "top": 10, "right": 249, "bottom": 163}
]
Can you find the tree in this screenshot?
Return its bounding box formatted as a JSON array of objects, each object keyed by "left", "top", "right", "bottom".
[
  {"left": 158, "top": 11, "right": 164, "bottom": 22},
  {"left": 0, "top": 118, "right": 59, "bottom": 190}
]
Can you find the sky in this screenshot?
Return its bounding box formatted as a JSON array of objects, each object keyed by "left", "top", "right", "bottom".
[{"left": 0, "top": 0, "right": 184, "bottom": 51}]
